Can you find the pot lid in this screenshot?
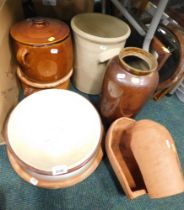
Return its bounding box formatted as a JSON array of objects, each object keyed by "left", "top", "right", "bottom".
[{"left": 10, "top": 17, "right": 70, "bottom": 45}]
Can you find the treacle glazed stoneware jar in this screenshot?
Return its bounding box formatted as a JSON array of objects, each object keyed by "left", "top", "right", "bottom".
[
  {"left": 100, "top": 47, "right": 159, "bottom": 124},
  {"left": 10, "top": 17, "right": 73, "bottom": 83}
]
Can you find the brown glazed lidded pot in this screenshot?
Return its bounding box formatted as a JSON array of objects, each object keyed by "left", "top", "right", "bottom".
[
  {"left": 100, "top": 47, "right": 158, "bottom": 124},
  {"left": 10, "top": 17, "right": 73, "bottom": 83}
]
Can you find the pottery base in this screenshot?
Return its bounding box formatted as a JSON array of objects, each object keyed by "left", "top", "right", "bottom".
[
  {"left": 16, "top": 67, "right": 73, "bottom": 96},
  {"left": 7, "top": 147, "right": 103, "bottom": 189}
]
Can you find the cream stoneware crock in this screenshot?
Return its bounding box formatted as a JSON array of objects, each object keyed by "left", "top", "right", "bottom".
[{"left": 71, "top": 13, "right": 131, "bottom": 95}]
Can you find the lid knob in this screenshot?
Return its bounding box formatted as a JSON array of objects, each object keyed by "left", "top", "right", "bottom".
[{"left": 32, "top": 18, "right": 48, "bottom": 27}]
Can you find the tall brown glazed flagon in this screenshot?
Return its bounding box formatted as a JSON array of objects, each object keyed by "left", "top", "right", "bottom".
[{"left": 100, "top": 47, "right": 159, "bottom": 124}]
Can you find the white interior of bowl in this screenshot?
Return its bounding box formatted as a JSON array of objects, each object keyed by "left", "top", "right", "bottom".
[{"left": 7, "top": 89, "right": 102, "bottom": 173}]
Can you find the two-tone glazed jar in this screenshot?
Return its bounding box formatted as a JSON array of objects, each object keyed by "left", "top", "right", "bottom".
[
  {"left": 10, "top": 17, "right": 73, "bottom": 83},
  {"left": 100, "top": 47, "right": 159, "bottom": 124}
]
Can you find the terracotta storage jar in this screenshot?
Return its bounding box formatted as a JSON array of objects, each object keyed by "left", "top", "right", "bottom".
[
  {"left": 105, "top": 117, "right": 184, "bottom": 199},
  {"left": 100, "top": 47, "right": 159, "bottom": 124},
  {"left": 129, "top": 120, "right": 184, "bottom": 198},
  {"left": 10, "top": 17, "right": 73, "bottom": 83}
]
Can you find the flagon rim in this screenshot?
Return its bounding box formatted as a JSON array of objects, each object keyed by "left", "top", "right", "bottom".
[{"left": 119, "top": 47, "right": 158, "bottom": 75}]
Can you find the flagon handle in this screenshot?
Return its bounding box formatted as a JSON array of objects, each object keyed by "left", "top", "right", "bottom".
[{"left": 151, "top": 37, "right": 171, "bottom": 72}]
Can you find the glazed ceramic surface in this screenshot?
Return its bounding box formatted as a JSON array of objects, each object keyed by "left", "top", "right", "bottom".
[
  {"left": 10, "top": 18, "right": 73, "bottom": 83},
  {"left": 17, "top": 67, "right": 72, "bottom": 96},
  {"left": 100, "top": 47, "right": 158, "bottom": 123},
  {"left": 7, "top": 147, "right": 103, "bottom": 189},
  {"left": 25, "top": 147, "right": 100, "bottom": 181},
  {"left": 71, "top": 13, "right": 130, "bottom": 94},
  {"left": 151, "top": 36, "right": 171, "bottom": 72},
  {"left": 153, "top": 24, "right": 184, "bottom": 100},
  {"left": 6, "top": 89, "right": 103, "bottom": 176}
]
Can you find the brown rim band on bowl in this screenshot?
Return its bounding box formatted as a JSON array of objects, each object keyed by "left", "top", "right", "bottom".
[
  {"left": 7, "top": 147, "right": 103, "bottom": 188},
  {"left": 6, "top": 126, "right": 103, "bottom": 176}
]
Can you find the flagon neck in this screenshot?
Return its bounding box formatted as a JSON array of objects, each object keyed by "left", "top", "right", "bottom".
[{"left": 118, "top": 47, "right": 158, "bottom": 76}]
